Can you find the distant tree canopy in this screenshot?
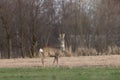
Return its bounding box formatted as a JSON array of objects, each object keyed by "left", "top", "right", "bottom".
[{"left": 0, "top": 0, "right": 120, "bottom": 58}]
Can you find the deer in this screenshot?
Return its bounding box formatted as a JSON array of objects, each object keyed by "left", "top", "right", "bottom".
[
  {"left": 39, "top": 47, "right": 64, "bottom": 67},
  {"left": 39, "top": 33, "right": 71, "bottom": 67}
]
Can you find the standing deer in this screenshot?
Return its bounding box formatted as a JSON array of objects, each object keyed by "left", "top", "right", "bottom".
[
  {"left": 39, "top": 47, "right": 63, "bottom": 66},
  {"left": 39, "top": 33, "right": 71, "bottom": 66}
]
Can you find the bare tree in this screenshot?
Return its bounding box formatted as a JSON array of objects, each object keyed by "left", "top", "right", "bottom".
[
  {"left": 0, "top": 1, "right": 15, "bottom": 58},
  {"left": 16, "top": 0, "right": 26, "bottom": 58}
]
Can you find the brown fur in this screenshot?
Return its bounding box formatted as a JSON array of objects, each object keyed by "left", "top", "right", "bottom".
[
  {"left": 39, "top": 47, "right": 64, "bottom": 66},
  {"left": 39, "top": 47, "right": 72, "bottom": 66}
]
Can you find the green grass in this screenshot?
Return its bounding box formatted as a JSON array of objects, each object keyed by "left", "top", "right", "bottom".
[{"left": 0, "top": 67, "right": 120, "bottom": 80}]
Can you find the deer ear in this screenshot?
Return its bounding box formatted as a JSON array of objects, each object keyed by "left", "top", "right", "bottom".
[
  {"left": 59, "top": 34, "right": 61, "bottom": 38},
  {"left": 62, "top": 33, "right": 65, "bottom": 38}
]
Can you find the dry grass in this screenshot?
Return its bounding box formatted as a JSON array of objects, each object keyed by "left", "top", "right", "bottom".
[
  {"left": 75, "top": 46, "right": 120, "bottom": 56},
  {"left": 75, "top": 48, "right": 98, "bottom": 56},
  {"left": 0, "top": 55, "right": 120, "bottom": 68}
]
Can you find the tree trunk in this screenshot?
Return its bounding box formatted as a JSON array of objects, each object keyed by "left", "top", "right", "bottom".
[
  {"left": 7, "top": 34, "right": 12, "bottom": 59},
  {"left": 0, "top": 14, "right": 13, "bottom": 59},
  {"left": 30, "top": 34, "right": 37, "bottom": 57},
  {"left": 18, "top": 0, "right": 25, "bottom": 58},
  {"left": 20, "top": 31, "right": 25, "bottom": 58}
]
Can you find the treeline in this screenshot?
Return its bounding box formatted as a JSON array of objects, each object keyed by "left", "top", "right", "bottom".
[{"left": 0, "top": 0, "right": 120, "bottom": 58}]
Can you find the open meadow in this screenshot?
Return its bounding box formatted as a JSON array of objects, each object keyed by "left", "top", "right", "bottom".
[
  {"left": 0, "top": 0, "right": 120, "bottom": 80},
  {"left": 0, "top": 55, "right": 120, "bottom": 68},
  {"left": 0, "top": 67, "right": 120, "bottom": 80},
  {"left": 0, "top": 55, "right": 120, "bottom": 80}
]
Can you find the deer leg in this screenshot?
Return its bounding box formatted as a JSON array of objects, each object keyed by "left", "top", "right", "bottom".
[
  {"left": 53, "top": 56, "right": 56, "bottom": 64},
  {"left": 41, "top": 57, "right": 44, "bottom": 66},
  {"left": 41, "top": 53, "right": 45, "bottom": 67},
  {"left": 53, "top": 55, "right": 59, "bottom": 65},
  {"left": 56, "top": 56, "right": 59, "bottom": 65}
]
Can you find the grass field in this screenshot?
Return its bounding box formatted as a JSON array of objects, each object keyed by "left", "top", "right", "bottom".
[{"left": 0, "top": 67, "right": 120, "bottom": 80}]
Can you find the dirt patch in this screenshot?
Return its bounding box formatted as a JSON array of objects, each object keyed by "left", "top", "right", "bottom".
[{"left": 0, "top": 55, "right": 120, "bottom": 68}]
